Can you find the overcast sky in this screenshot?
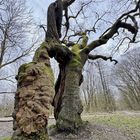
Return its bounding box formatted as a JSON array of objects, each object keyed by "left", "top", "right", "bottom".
[{"left": 28, "top": 0, "right": 52, "bottom": 24}]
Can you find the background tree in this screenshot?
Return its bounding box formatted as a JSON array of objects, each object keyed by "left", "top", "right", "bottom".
[
  {"left": 81, "top": 60, "right": 116, "bottom": 113},
  {"left": 114, "top": 48, "right": 140, "bottom": 110},
  {"left": 0, "top": 0, "right": 35, "bottom": 89}
]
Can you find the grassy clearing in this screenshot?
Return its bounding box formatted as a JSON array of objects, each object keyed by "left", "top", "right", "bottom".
[
  {"left": 82, "top": 112, "right": 140, "bottom": 139},
  {"left": 83, "top": 112, "right": 140, "bottom": 129}
]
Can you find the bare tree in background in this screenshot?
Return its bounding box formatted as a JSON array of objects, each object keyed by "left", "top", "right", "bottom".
[
  {"left": 96, "top": 61, "right": 116, "bottom": 112},
  {"left": 114, "top": 48, "right": 140, "bottom": 110},
  {"left": 82, "top": 60, "right": 116, "bottom": 113},
  {"left": 81, "top": 63, "right": 98, "bottom": 112},
  {"left": 0, "top": 0, "right": 34, "bottom": 84}
]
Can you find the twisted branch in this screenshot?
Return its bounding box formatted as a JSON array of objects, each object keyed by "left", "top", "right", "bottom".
[
  {"left": 84, "top": 0, "right": 140, "bottom": 53},
  {"left": 88, "top": 54, "right": 118, "bottom": 65}
]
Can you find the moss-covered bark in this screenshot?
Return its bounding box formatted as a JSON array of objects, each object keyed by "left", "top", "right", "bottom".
[
  {"left": 56, "top": 68, "right": 83, "bottom": 132},
  {"left": 54, "top": 38, "right": 88, "bottom": 132},
  {"left": 12, "top": 42, "right": 54, "bottom": 140}
]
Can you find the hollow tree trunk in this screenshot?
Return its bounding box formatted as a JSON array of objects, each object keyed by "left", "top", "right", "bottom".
[
  {"left": 12, "top": 42, "right": 55, "bottom": 140},
  {"left": 52, "top": 64, "right": 66, "bottom": 120}
]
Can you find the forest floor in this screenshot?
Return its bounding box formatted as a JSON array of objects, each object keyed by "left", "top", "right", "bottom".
[{"left": 0, "top": 111, "right": 140, "bottom": 140}]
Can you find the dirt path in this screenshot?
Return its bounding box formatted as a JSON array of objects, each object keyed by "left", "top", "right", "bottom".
[{"left": 49, "top": 123, "right": 137, "bottom": 140}]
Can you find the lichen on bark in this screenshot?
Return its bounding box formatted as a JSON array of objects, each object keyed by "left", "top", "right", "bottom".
[{"left": 12, "top": 42, "right": 54, "bottom": 140}]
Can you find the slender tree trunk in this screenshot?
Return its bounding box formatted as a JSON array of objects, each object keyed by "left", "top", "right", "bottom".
[{"left": 12, "top": 42, "right": 55, "bottom": 140}]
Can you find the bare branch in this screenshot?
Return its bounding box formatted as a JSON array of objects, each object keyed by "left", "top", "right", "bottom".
[
  {"left": 62, "top": 0, "right": 93, "bottom": 41},
  {"left": 0, "top": 91, "right": 15, "bottom": 94},
  {"left": 69, "top": 1, "right": 92, "bottom": 19},
  {"left": 88, "top": 54, "right": 118, "bottom": 65},
  {"left": 0, "top": 74, "right": 15, "bottom": 83},
  {"left": 85, "top": 0, "right": 140, "bottom": 53},
  {"left": 0, "top": 41, "right": 36, "bottom": 69},
  {"left": 62, "top": 0, "right": 75, "bottom": 9},
  {"left": 39, "top": 25, "right": 47, "bottom": 33},
  {"left": 0, "top": 0, "right": 33, "bottom": 70},
  {"left": 62, "top": 8, "right": 69, "bottom": 41}
]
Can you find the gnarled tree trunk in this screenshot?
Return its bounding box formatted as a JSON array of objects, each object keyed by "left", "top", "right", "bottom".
[
  {"left": 12, "top": 42, "right": 55, "bottom": 140},
  {"left": 53, "top": 39, "right": 88, "bottom": 132}
]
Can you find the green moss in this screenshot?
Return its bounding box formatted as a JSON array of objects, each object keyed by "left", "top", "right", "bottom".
[
  {"left": 69, "top": 44, "right": 82, "bottom": 68},
  {"left": 71, "top": 44, "right": 80, "bottom": 52},
  {"left": 18, "top": 62, "right": 34, "bottom": 74},
  {"left": 1, "top": 137, "right": 11, "bottom": 140},
  {"left": 38, "top": 131, "right": 50, "bottom": 140},
  {"left": 68, "top": 34, "right": 88, "bottom": 67},
  {"left": 33, "top": 42, "right": 49, "bottom": 62},
  {"left": 17, "top": 62, "right": 35, "bottom": 84},
  {"left": 56, "top": 111, "right": 83, "bottom": 133},
  {"left": 42, "top": 66, "right": 53, "bottom": 76},
  {"left": 69, "top": 57, "right": 81, "bottom": 68},
  {"left": 81, "top": 35, "right": 88, "bottom": 48},
  {"left": 41, "top": 64, "right": 54, "bottom": 84}
]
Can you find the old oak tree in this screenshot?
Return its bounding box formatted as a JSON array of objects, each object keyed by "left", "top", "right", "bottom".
[{"left": 12, "top": 0, "right": 140, "bottom": 139}]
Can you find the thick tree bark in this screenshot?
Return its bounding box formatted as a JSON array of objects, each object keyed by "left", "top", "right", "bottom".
[{"left": 12, "top": 42, "right": 55, "bottom": 140}]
